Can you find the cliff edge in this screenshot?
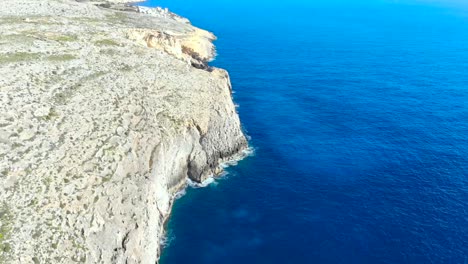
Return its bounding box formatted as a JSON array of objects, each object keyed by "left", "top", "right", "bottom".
[{"left": 0, "top": 0, "right": 248, "bottom": 263}]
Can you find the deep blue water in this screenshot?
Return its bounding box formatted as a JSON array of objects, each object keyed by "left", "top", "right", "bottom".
[{"left": 143, "top": 1, "right": 468, "bottom": 263}]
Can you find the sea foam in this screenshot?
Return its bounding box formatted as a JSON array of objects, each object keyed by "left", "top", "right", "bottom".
[
  {"left": 160, "top": 230, "right": 176, "bottom": 248},
  {"left": 186, "top": 146, "right": 255, "bottom": 188}
]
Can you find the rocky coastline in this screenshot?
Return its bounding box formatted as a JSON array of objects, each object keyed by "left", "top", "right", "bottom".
[{"left": 0, "top": 0, "right": 247, "bottom": 263}]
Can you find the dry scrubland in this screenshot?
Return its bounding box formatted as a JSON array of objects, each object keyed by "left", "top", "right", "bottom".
[{"left": 0, "top": 1, "right": 247, "bottom": 263}]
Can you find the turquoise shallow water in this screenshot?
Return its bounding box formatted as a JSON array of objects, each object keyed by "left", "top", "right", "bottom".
[{"left": 143, "top": 1, "right": 468, "bottom": 263}]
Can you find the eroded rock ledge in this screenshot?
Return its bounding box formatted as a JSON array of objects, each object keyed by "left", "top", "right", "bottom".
[{"left": 0, "top": 0, "right": 247, "bottom": 263}]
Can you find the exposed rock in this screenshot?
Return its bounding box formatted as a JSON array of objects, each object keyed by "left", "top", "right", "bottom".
[{"left": 0, "top": 0, "right": 247, "bottom": 263}]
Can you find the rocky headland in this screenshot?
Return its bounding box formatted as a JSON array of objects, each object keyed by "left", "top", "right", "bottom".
[{"left": 0, "top": 0, "right": 247, "bottom": 263}]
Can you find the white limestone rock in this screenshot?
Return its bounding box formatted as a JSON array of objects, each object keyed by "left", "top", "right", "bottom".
[{"left": 0, "top": 0, "right": 248, "bottom": 263}]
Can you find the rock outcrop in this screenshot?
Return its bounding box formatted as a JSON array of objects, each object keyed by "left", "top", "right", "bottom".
[{"left": 0, "top": 0, "right": 247, "bottom": 263}]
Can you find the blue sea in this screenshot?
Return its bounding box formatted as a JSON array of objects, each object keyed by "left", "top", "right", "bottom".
[{"left": 143, "top": 0, "right": 468, "bottom": 263}]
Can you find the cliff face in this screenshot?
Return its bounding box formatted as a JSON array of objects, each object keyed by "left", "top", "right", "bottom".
[{"left": 0, "top": 1, "right": 247, "bottom": 263}]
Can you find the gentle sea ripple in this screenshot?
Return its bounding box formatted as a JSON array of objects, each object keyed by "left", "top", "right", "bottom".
[{"left": 143, "top": 0, "right": 468, "bottom": 263}]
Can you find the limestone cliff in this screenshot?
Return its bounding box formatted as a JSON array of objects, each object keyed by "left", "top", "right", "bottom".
[{"left": 0, "top": 1, "right": 248, "bottom": 263}]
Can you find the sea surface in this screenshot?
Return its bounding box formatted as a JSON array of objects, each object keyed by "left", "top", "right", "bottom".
[{"left": 143, "top": 0, "right": 468, "bottom": 263}]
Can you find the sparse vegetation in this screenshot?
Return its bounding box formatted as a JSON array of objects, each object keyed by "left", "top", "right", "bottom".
[
  {"left": 99, "top": 48, "right": 118, "bottom": 56},
  {"left": 49, "top": 34, "right": 78, "bottom": 42},
  {"left": 120, "top": 64, "right": 132, "bottom": 72},
  {"left": 43, "top": 108, "right": 59, "bottom": 121},
  {"left": 105, "top": 12, "right": 128, "bottom": 23},
  {"left": 0, "top": 52, "right": 41, "bottom": 64},
  {"left": 11, "top": 142, "right": 23, "bottom": 150},
  {"left": 0, "top": 16, "right": 26, "bottom": 25},
  {"left": 82, "top": 71, "right": 107, "bottom": 82},
  {"left": 53, "top": 88, "right": 77, "bottom": 105},
  {"left": 75, "top": 17, "right": 101, "bottom": 24},
  {"left": 0, "top": 34, "right": 35, "bottom": 45},
  {"left": 46, "top": 54, "right": 76, "bottom": 62},
  {"left": 101, "top": 176, "right": 112, "bottom": 183},
  {"left": 32, "top": 229, "right": 41, "bottom": 239},
  {"left": 0, "top": 203, "right": 13, "bottom": 261},
  {"left": 0, "top": 0, "right": 243, "bottom": 262},
  {"left": 95, "top": 39, "right": 119, "bottom": 47}
]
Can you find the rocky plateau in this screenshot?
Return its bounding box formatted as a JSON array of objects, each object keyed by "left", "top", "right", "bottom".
[{"left": 0, "top": 0, "right": 248, "bottom": 263}]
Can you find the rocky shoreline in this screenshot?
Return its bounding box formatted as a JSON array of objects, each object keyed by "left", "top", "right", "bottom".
[{"left": 0, "top": 0, "right": 247, "bottom": 263}]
